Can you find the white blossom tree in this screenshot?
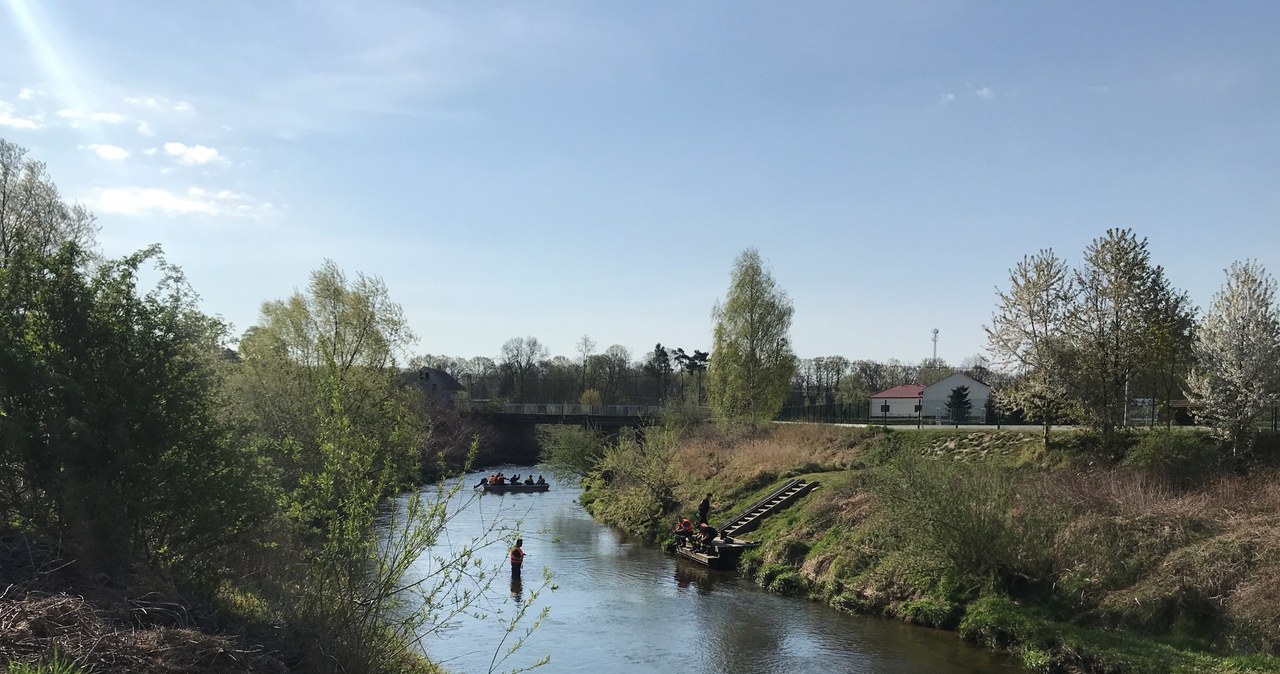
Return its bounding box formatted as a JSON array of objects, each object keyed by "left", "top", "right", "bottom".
[
  {"left": 1186, "top": 260, "right": 1280, "bottom": 457},
  {"left": 985, "top": 249, "right": 1073, "bottom": 447}
]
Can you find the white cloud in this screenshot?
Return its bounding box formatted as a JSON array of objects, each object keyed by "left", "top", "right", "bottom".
[
  {"left": 137, "top": 120, "right": 154, "bottom": 136},
  {"left": 18, "top": 88, "right": 43, "bottom": 100},
  {"left": 97, "top": 186, "right": 266, "bottom": 217},
  {"left": 88, "top": 144, "right": 129, "bottom": 161},
  {"left": 938, "top": 92, "right": 956, "bottom": 106},
  {"left": 56, "top": 108, "right": 82, "bottom": 119},
  {"left": 142, "top": 147, "right": 157, "bottom": 155},
  {"left": 90, "top": 112, "right": 126, "bottom": 123},
  {"left": 99, "top": 188, "right": 219, "bottom": 215},
  {"left": 0, "top": 101, "right": 41, "bottom": 129},
  {"left": 125, "top": 96, "right": 195, "bottom": 113},
  {"left": 163, "top": 142, "right": 225, "bottom": 165},
  {"left": 975, "top": 87, "right": 995, "bottom": 99}
]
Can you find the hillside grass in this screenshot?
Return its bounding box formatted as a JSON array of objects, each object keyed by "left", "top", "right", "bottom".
[{"left": 642, "top": 423, "right": 1280, "bottom": 673}]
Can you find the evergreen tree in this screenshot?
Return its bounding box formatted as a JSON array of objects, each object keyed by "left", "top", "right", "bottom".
[
  {"left": 642, "top": 343, "right": 673, "bottom": 403},
  {"left": 946, "top": 385, "right": 973, "bottom": 424}
]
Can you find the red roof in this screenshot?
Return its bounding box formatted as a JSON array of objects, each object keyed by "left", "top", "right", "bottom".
[{"left": 870, "top": 384, "right": 924, "bottom": 399}]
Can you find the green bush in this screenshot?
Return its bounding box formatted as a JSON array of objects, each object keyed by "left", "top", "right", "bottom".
[
  {"left": 767, "top": 570, "right": 810, "bottom": 596},
  {"left": 1122, "top": 430, "right": 1222, "bottom": 488},
  {"left": 895, "top": 597, "right": 961, "bottom": 629},
  {"left": 872, "top": 453, "right": 1059, "bottom": 592}
]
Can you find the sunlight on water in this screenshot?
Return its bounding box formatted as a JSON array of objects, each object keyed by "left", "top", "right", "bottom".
[{"left": 389, "top": 467, "right": 1027, "bottom": 674}]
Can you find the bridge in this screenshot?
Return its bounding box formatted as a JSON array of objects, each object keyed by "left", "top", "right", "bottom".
[{"left": 459, "top": 402, "right": 666, "bottom": 426}]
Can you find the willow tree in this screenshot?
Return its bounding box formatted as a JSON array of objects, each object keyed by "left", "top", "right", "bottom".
[
  {"left": 1186, "top": 261, "right": 1280, "bottom": 457},
  {"left": 708, "top": 248, "right": 796, "bottom": 427}
]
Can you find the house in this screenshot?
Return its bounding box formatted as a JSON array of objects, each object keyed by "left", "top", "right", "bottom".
[
  {"left": 402, "top": 366, "right": 466, "bottom": 406},
  {"left": 922, "top": 373, "right": 990, "bottom": 423},
  {"left": 868, "top": 384, "right": 925, "bottom": 419}
]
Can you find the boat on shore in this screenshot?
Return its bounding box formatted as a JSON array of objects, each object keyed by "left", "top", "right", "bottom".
[
  {"left": 476, "top": 482, "right": 550, "bottom": 494},
  {"left": 673, "top": 538, "right": 758, "bottom": 569}
]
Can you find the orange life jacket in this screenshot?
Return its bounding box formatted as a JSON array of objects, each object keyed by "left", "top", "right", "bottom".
[{"left": 510, "top": 547, "right": 525, "bottom": 565}]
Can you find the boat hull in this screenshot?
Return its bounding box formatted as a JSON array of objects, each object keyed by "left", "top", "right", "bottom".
[{"left": 476, "top": 483, "right": 550, "bottom": 494}]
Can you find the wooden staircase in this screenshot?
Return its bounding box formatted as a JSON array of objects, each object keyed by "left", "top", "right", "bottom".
[{"left": 717, "top": 478, "right": 819, "bottom": 540}]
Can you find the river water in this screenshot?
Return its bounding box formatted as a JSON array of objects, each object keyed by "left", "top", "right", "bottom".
[{"left": 395, "top": 466, "right": 1027, "bottom": 674}]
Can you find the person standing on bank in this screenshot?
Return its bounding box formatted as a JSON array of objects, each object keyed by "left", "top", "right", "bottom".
[
  {"left": 698, "top": 493, "right": 712, "bottom": 526},
  {"left": 510, "top": 538, "right": 525, "bottom": 575}
]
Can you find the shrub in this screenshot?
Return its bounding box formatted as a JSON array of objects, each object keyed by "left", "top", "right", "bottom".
[
  {"left": 1122, "top": 430, "right": 1223, "bottom": 488},
  {"left": 767, "top": 570, "right": 810, "bottom": 596},
  {"left": 872, "top": 453, "right": 1059, "bottom": 592}
]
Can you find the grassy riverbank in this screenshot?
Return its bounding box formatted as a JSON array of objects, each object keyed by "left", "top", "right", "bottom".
[{"left": 576, "top": 422, "right": 1280, "bottom": 673}]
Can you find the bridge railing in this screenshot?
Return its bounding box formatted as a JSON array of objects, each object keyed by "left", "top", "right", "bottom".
[{"left": 461, "top": 402, "right": 665, "bottom": 417}]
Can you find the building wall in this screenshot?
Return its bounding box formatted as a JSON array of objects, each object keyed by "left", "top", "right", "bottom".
[
  {"left": 922, "top": 373, "right": 991, "bottom": 421},
  {"left": 868, "top": 397, "right": 921, "bottom": 418}
]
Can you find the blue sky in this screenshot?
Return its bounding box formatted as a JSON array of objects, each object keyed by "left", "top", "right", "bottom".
[{"left": 2, "top": 1, "right": 1278, "bottom": 367}]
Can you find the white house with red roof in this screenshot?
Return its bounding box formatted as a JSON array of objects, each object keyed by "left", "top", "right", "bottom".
[{"left": 869, "top": 384, "right": 925, "bottom": 419}]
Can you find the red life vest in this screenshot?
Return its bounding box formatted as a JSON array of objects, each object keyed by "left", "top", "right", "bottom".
[{"left": 510, "top": 546, "right": 525, "bottom": 566}]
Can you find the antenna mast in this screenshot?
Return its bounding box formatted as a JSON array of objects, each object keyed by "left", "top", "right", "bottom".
[{"left": 931, "top": 328, "right": 939, "bottom": 362}]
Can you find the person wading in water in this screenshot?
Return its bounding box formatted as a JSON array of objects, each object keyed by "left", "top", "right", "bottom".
[{"left": 510, "top": 538, "right": 526, "bottom": 576}]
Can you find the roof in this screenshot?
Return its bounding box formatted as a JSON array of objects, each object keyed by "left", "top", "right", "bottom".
[
  {"left": 870, "top": 384, "right": 925, "bottom": 399},
  {"left": 400, "top": 366, "right": 466, "bottom": 392}
]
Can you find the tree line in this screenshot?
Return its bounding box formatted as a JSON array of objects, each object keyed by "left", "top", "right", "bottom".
[{"left": 0, "top": 138, "right": 525, "bottom": 673}]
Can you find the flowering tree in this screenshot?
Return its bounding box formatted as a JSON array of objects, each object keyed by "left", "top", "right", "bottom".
[{"left": 1186, "top": 260, "right": 1280, "bottom": 457}]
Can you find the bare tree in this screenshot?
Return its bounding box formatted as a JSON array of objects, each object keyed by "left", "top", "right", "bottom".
[{"left": 499, "top": 336, "right": 549, "bottom": 402}]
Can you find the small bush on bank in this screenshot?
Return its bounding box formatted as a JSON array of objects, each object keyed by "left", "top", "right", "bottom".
[
  {"left": 767, "top": 570, "right": 810, "bottom": 596},
  {"left": 1122, "top": 429, "right": 1223, "bottom": 488},
  {"left": 872, "top": 453, "right": 1059, "bottom": 593},
  {"left": 894, "top": 597, "right": 961, "bottom": 629}
]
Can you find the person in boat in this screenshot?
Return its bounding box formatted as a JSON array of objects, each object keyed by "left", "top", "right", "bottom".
[
  {"left": 696, "top": 522, "right": 718, "bottom": 552},
  {"left": 536, "top": 475, "right": 546, "bottom": 485},
  {"left": 510, "top": 538, "right": 525, "bottom": 576},
  {"left": 510, "top": 474, "right": 521, "bottom": 485},
  {"left": 524, "top": 476, "right": 535, "bottom": 485},
  {"left": 673, "top": 517, "right": 694, "bottom": 547},
  {"left": 476, "top": 477, "right": 488, "bottom": 488}
]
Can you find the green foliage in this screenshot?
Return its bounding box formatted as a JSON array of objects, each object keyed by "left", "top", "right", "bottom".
[
  {"left": 654, "top": 400, "right": 712, "bottom": 435},
  {"left": 895, "top": 597, "right": 961, "bottom": 629},
  {"left": 872, "top": 453, "right": 1058, "bottom": 591},
  {"left": 584, "top": 428, "right": 680, "bottom": 538},
  {"left": 1122, "top": 429, "right": 1223, "bottom": 488},
  {"left": 4, "top": 652, "right": 85, "bottom": 674},
  {"left": 0, "top": 242, "right": 266, "bottom": 582},
  {"left": 536, "top": 424, "right": 605, "bottom": 479},
  {"left": 708, "top": 248, "right": 797, "bottom": 427},
  {"left": 945, "top": 385, "right": 972, "bottom": 424}
]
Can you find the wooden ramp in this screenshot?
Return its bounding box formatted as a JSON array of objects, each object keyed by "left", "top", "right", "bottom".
[{"left": 718, "top": 478, "right": 819, "bottom": 540}]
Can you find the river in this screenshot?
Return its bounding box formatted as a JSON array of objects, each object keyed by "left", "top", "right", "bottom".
[{"left": 392, "top": 466, "right": 1028, "bottom": 674}]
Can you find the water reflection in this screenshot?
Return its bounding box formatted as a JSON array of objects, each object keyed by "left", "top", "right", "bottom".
[
  {"left": 674, "top": 559, "right": 723, "bottom": 595},
  {"left": 509, "top": 573, "right": 523, "bottom": 603},
  {"left": 397, "top": 466, "right": 1027, "bottom": 674}
]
